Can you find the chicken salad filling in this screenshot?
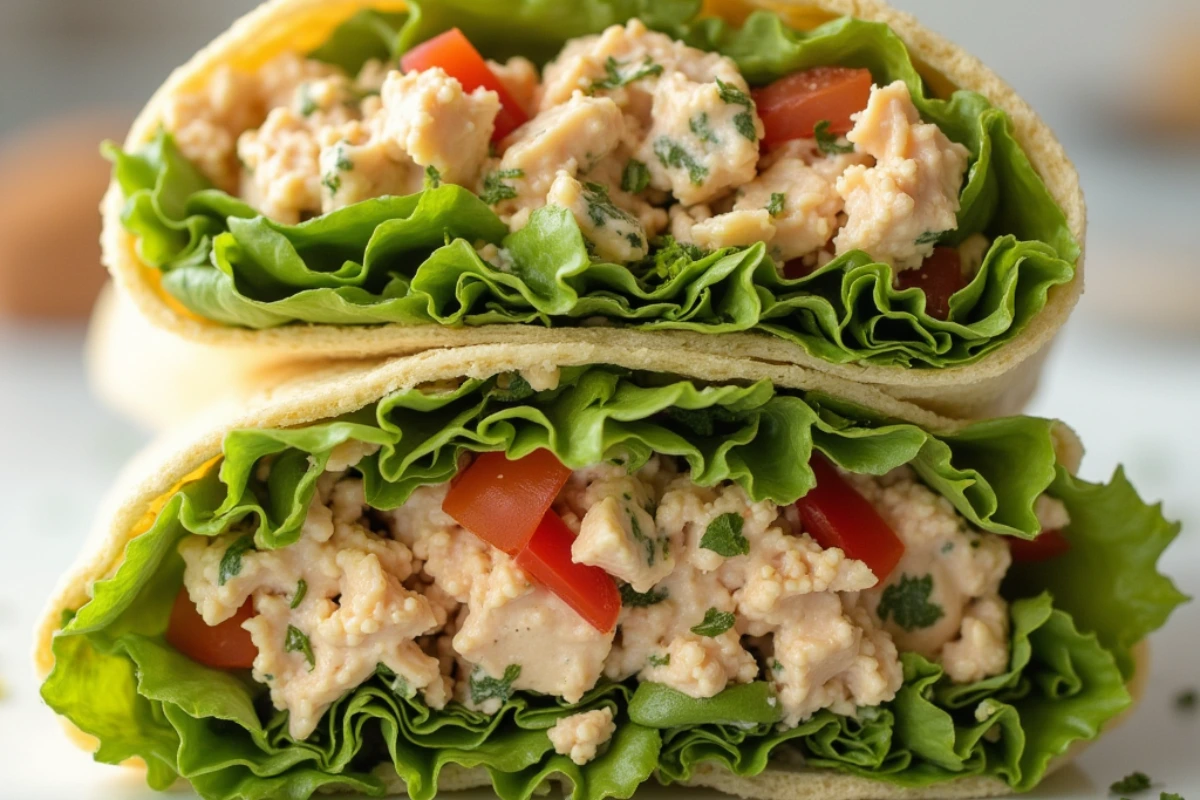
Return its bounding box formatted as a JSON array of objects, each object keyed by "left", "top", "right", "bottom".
[
  {"left": 108, "top": 2, "right": 1077, "bottom": 367},
  {"left": 42, "top": 365, "right": 1184, "bottom": 800}
]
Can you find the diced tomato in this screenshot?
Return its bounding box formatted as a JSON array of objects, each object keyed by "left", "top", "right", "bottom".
[
  {"left": 897, "top": 247, "right": 966, "bottom": 320},
  {"left": 166, "top": 588, "right": 257, "bottom": 670},
  {"left": 795, "top": 455, "right": 905, "bottom": 582},
  {"left": 400, "top": 28, "right": 529, "bottom": 140},
  {"left": 443, "top": 449, "right": 572, "bottom": 555},
  {"left": 1007, "top": 529, "right": 1071, "bottom": 563},
  {"left": 514, "top": 511, "right": 621, "bottom": 633},
  {"left": 782, "top": 258, "right": 815, "bottom": 280},
  {"left": 753, "top": 67, "right": 873, "bottom": 148}
]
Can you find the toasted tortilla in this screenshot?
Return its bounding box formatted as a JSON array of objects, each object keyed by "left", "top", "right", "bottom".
[
  {"left": 39, "top": 342, "right": 1131, "bottom": 800},
  {"left": 98, "top": 0, "right": 1085, "bottom": 420}
]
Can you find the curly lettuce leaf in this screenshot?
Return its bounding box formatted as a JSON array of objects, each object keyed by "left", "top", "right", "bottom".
[
  {"left": 107, "top": 6, "right": 1076, "bottom": 367},
  {"left": 42, "top": 368, "right": 1180, "bottom": 799}
]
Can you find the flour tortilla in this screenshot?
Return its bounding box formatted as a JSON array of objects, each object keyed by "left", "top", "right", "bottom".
[
  {"left": 99, "top": 0, "right": 1085, "bottom": 420},
  {"left": 39, "top": 343, "right": 1128, "bottom": 800}
]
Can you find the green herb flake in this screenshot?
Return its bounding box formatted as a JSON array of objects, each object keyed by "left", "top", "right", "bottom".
[
  {"left": 627, "top": 508, "right": 657, "bottom": 566},
  {"left": 766, "top": 192, "right": 786, "bottom": 217},
  {"left": 700, "top": 513, "right": 749, "bottom": 557},
  {"left": 915, "top": 230, "right": 943, "bottom": 246},
  {"left": 581, "top": 181, "right": 635, "bottom": 228},
  {"left": 619, "top": 584, "right": 668, "bottom": 607},
  {"left": 733, "top": 112, "right": 758, "bottom": 143},
  {"left": 591, "top": 56, "right": 663, "bottom": 91},
  {"left": 1109, "top": 772, "right": 1152, "bottom": 795},
  {"left": 218, "top": 536, "right": 255, "bottom": 586},
  {"left": 480, "top": 168, "right": 524, "bottom": 205},
  {"left": 771, "top": 659, "right": 784, "bottom": 674},
  {"left": 298, "top": 84, "right": 318, "bottom": 117},
  {"left": 468, "top": 664, "right": 521, "bottom": 705},
  {"left": 715, "top": 78, "right": 752, "bottom": 108},
  {"left": 491, "top": 372, "right": 534, "bottom": 402},
  {"left": 814, "top": 120, "right": 854, "bottom": 155},
  {"left": 689, "top": 112, "right": 720, "bottom": 145},
  {"left": 1175, "top": 689, "right": 1197, "bottom": 711},
  {"left": 876, "top": 574, "right": 944, "bottom": 631},
  {"left": 423, "top": 164, "right": 442, "bottom": 189},
  {"left": 375, "top": 663, "right": 416, "bottom": 699},
  {"left": 691, "top": 607, "right": 736, "bottom": 637},
  {"left": 284, "top": 625, "right": 315, "bottom": 669},
  {"left": 653, "top": 137, "right": 708, "bottom": 185},
  {"left": 1160, "top": 793, "right": 1184, "bottom": 800},
  {"left": 621, "top": 159, "right": 651, "bottom": 193},
  {"left": 290, "top": 579, "right": 308, "bottom": 609},
  {"left": 648, "top": 653, "right": 670, "bottom": 667}
]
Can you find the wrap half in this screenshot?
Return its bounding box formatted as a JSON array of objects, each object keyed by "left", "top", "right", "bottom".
[
  {"left": 101, "top": 0, "right": 1084, "bottom": 418},
  {"left": 38, "top": 343, "right": 1182, "bottom": 800}
]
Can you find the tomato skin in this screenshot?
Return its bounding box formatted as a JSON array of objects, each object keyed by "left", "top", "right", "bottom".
[
  {"left": 514, "top": 511, "right": 621, "bottom": 633},
  {"left": 795, "top": 455, "right": 905, "bottom": 583},
  {"left": 896, "top": 247, "right": 965, "bottom": 321},
  {"left": 753, "top": 67, "right": 873, "bottom": 148},
  {"left": 166, "top": 588, "right": 258, "bottom": 669},
  {"left": 400, "top": 28, "right": 529, "bottom": 140},
  {"left": 1008, "top": 529, "right": 1071, "bottom": 563},
  {"left": 443, "top": 449, "right": 572, "bottom": 555}
]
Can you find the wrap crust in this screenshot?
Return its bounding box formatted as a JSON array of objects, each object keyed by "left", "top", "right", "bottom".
[
  {"left": 99, "top": 0, "right": 1085, "bottom": 420},
  {"left": 39, "top": 343, "right": 1132, "bottom": 800}
]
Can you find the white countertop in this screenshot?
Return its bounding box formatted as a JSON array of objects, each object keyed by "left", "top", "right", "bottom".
[{"left": 1, "top": 315, "right": 1197, "bottom": 798}]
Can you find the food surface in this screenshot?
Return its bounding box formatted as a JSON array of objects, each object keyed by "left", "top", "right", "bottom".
[
  {"left": 106, "top": 1, "right": 1079, "bottom": 369},
  {"left": 40, "top": 363, "right": 1185, "bottom": 800}
]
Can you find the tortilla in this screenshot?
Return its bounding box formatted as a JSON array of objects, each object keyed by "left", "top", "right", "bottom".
[
  {"left": 39, "top": 343, "right": 1168, "bottom": 800},
  {"left": 98, "top": 0, "right": 1085, "bottom": 419}
]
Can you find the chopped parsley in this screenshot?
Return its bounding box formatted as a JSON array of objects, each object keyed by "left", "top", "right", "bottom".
[
  {"left": 714, "top": 78, "right": 758, "bottom": 142},
  {"left": 876, "top": 574, "right": 944, "bottom": 631},
  {"left": 284, "top": 625, "right": 315, "bottom": 669},
  {"left": 423, "top": 164, "right": 442, "bottom": 189},
  {"left": 1176, "top": 689, "right": 1197, "bottom": 711},
  {"left": 480, "top": 168, "right": 524, "bottom": 205},
  {"left": 591, "top": 56, "right": 663, "bottom": 91},
  {"left": 469, "top": 664, "right": 521, "bottom": 705},
  {"left": 491, "top": 372, "right": 535, "bottom": 402},
  {"left": 621, "top": 159, "right": 651, "bottom": 194},
  {"left": 766, "top": 192, "right": 786, "bottom": 217},
  {"left": 648, "top": 653, "right": 670, "bottom": 667},
  {"left": 715, "top": 78, "right": 752, "bottom": 108},
  {"left": 653, "top": 137, "right": 708, "bottom": 185},
  {"left": 1110, "top": 772, "right": 1152, "bottom": 795},
  {"left": 298, "top": 84, "right": 317, "bottom": 117},
  {"left": 217, "top": 535, "right": 255, "bottom": 586},
  {"left": 290, "top": 579, "right": 307, "bottom": 609},
  {"left": 940, "top": 541, "right": 955, "bottom": 554},
  {"left": 691, "top": 607, "right": 736, "bottom": 637},
  {"left": 627, "top": 506, "right": 658, "bottom": 566},
  {"left": 689, "top": 112, "right": 720, "bottom": 144},
  {"left": 619, "top": 584, "right": 668, "bottom": 607},
  {"left": 321, "top": 143, "right": 354, "bottom": 195},
  {"left": 1160, "top": 794, "right": 1184, "bottom": 800},
  {"left": 771, "top": 659, "right": 784, "bottom": 674},
  {"left": 915, "top": 230, "right": 944, "bottom": 246},
  {"left": 581, "top": 181, "right": 637, "bottom": 229},
  {"left": 375, "top": 663, "right": 416, "bottom": 699},
  {"left": 700, "top": 513, "right": 749, "bottom": 557},
  {"left": 814, "top": 119, "right": 855, "bottom": 155}
]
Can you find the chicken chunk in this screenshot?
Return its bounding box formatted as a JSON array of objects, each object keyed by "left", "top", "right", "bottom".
[
  {"left": 546, "top": 172, "right": 649, "bottom": 263},
  {"left": 573, "top": 494, "right": 668, "bottom": 592},
  {"left": 834, "top": 81, "right": 970, "bottom": 269}
]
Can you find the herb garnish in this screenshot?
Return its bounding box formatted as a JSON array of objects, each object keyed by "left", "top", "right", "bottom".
[
  {"left": 814, "top": 120, "right": 855, "bottom": 155},
  {"left": 480, "top": 168, "right": 524, "bottom": 205},
  {"left": 591, "top": 56, "right": 663, "bottom": 91},
  {"left": 700, "top": 513, "right": 749, "bottom": 557},
  {"left": 689, "top": 112, "right": 720, "bottom": 144},
  {"left": 621, "top": 159, "right": 651, "bottom": 193},
  {"left": 691, "top": 607, "right": 736, "bottom": 637},
  {"left": 915, "top": 230, "right": 943, "bottom": 246},
  {"left": 1109, "top": 772, "right": 1151, "bottom": 795},
  {"left": 876, "top": 574, "right": 944, "bottom": 631},
  {"left": 653, "top": 137, "right": 708, "bottom": 185},
  {"left": 423, "top": 164, "right": 442, "bottom": 189},
  {"left": 469, "top": 664, "right": 521, "bottom": 704},
  {"left": 619, "top": 583, "right": 668, "bottom": 607},
  {"left": 766, "top": 192, "right": 786, "bottom": 217},
  {"left": 290, "top": 579, "right": 307, "bottom": 609},
  {"left": 1175, "top": 689, "right": 1197, "bottom": 711},
  {"left": 284, "top": 625, "right": 315, "bottom": 669},
  {"left": 715, "top": 78, "right": 757, "bottom": 142},
  {"left": 648, "top": 653, "right": 670, "bottom": 667},
  {"left": 376, "top": 663, "right": 416, "bottom": 699},
  {"left": 218, "top": 536, "right": 255, "bottom": 586}
]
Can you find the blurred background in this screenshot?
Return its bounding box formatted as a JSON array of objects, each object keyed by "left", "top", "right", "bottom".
[{"left": 1, "top": 0, "right": 1198, "bottom": 796}]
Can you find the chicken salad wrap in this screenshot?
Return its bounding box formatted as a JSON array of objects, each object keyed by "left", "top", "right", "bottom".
[
  {"left": 101, "top": 0, "right": 1084, "bottom": 418},
  {"left": 38, "top": 343, "right": 1182, "bottom": 800}
]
